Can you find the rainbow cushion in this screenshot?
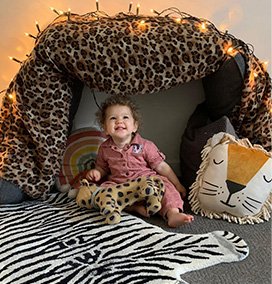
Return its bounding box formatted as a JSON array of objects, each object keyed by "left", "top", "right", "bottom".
[{"left": 57, "top": 127, "right": 106, "bottom": 187}]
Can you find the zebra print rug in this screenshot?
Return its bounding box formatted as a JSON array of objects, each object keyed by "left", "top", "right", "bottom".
[{"left": 0, "top": 193, "right": 249, "bottom": 284}]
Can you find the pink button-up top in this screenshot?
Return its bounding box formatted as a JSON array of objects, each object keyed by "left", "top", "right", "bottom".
[{"left": 96, "top": 133, "right": 165, "bottom": 183}]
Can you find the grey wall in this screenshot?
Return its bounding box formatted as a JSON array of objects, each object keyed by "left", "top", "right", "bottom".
[{"left": 73, "top": 80, "right": 205, "bottom": 175}]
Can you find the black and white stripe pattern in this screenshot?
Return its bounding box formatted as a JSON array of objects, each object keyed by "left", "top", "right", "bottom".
[{"left": 0, "top": 193, "right": 249, "bottom": 284}]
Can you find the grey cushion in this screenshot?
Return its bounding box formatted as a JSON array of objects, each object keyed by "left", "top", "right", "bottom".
[
  {"left": 180, "top": 103, "right": 237, "bottom": 190},
  {"left": 202, "top": 53, "right": 245, "bottom": 121}
]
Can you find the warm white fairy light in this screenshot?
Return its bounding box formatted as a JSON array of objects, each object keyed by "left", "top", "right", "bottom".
[
  {"left": 138, "top": 19, "right": 148, "bottom": 31},
  {"left": 262, "top": 61, "right": 268, "bottom": 71},
  {"left": 66, "top": 8, "right": 71, "bottom": 20},
  {"left": 249, "top": 68, "right": 256, "bottom": 88},
  {"left": 8, "top": 56, "right": 22, "bottom": 64},
  {"left": 198, "top": 22, "right": 207, "bottom": 32},
  {"left": 35, "top": 21, "right": 41, "bottom": 33},
  {"left": 25, "top": 32, "right": 37, "bottom": 40},
  {"left": 150, "top": 9, "right": 159, "bottom": 15},
  {"left": 7, "top": 92, "right": 15, "bottom": 102},
  {"left": 225, "top": 46, "right": 238, "bottom": 57},
  {"left": 129, "top": 2, "right": 133, "bottom": 13},
  {"left": 50, "top": 7, "right": 60, "bottom": 15},
  {"left": 136, "top": 4, "right": 140, "bottom": 15},
  {"left": 227, "top": 46, "right": 234, "bottom": 54},
  {"left": 3, "top": 4, "right": 269, "bottom": 117}
]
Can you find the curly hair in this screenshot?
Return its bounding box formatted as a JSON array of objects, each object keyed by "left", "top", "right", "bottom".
[{"left": 96, "top": 94, "right": 142, "bottom": 129}]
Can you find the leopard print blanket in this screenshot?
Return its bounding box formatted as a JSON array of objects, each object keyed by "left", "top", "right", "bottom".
[{"left": 0, "top": 11, "right": 271, "bottom": 199}]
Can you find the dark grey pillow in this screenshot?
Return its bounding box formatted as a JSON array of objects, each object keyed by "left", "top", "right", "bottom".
[
  {"left": 202, "top": 53, "right": 245, "bottom": 121},
  {"left": 180, "top": 103, "right": 237, "bottom": 190}
]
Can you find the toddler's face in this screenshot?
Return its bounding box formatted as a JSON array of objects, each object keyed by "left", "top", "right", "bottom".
[{"left": 104, "top": 104, "right": 138, "bottom": 143}]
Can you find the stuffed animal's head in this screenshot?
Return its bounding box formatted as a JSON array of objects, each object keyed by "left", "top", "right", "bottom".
[
  {"left": 76, "top": 179, "right": 97, "bottom": 209},
  {"left": 189, "top": 133, "right": 272, "bottom": 224}
]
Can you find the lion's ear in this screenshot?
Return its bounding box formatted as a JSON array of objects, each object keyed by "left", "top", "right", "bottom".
[
  {"left": 208, "top": 132, "right": 237, "bottom": 147},
  {"left": 189, "top": 133, "right": 272, "bottom": 225}
]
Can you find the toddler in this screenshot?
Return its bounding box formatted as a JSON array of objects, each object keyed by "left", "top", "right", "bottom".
[{"left": 86, "top": 94, "right": 194, "bottom": 227}]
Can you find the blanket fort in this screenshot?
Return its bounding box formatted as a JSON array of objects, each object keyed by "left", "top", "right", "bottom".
[{"left": 0, "top": 8, "right": 271, "bottom": 199}]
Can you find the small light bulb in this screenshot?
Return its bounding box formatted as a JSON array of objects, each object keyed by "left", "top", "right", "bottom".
[
  {"left": 25, "top": 33, "right": 37, "bottom": 40},
  {"left": 150, "top": 9, "right": 159, "bottom": 15},
  {"left": 8, "top": 56, "right": 22, "bottom": 64},
  {"left": 50, "top": 7, "right": 60, "bottom": 15},
  {"left": 35, "top": 21, "right": 41, "bottom": 33},
  {"left": 199, "top": 22, "right": 207, "bottom": 32},
  {"left": 136, "top": 4, "right": 140, "bottom": 15},
  {"left": 262, "top": 61, "right": 268, "bottom": 71},
  {"left": 227, "top": 47, "right": 234, "bottom": 54},
  {"left": 129, "top": 2, "right": 133, "bottom": 13},
  {"left": 66, "top": 8, "right": 71, "bottom": 20},
  {"left": 7, "top": 91, "right": 16, "bottom": 103}
]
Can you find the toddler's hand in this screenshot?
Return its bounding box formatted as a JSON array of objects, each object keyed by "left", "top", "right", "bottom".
[
  {"left": 176, "top": 184, "right": 187, "bottom": 199},
  {"left": 86, "top": 169, "right": 101, "bottom": 182}
]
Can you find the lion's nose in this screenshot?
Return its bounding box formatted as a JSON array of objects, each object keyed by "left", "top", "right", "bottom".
[{"left": 225, "top": 180, "right": 245, "bottom": 195}]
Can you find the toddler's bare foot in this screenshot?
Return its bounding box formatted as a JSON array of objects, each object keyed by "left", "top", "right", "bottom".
[
  {"left": 125, "top": 204, "right": 150, "bottom": 218},
  {"left": 167, "top": 208, "right": 194, "bottom": 228}
]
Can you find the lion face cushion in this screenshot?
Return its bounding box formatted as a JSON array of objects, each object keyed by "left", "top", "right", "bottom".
[{"left": 189, "top": 133, "right": 272, "bottom": 224}]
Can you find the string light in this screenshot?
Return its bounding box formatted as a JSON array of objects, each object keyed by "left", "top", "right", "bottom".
[
  {"left": 262, "top": 61, "right": 268, "bottom": 71},
  {"left": 25, "top": 33, "right": 37, "bottom": 40},
  {"left": 138, "top": 20, "right": 148, "bottom": 31},
  {"left": 7, "top": 92, "right": 15, "bottom": 102},
  {"left": 249, "top": 69, "right": 256, "bottom": 88},
  {"left": 198, "top": 22, "right": 207, "bottom": 32},
  {"left": 136, "top": 4, "right": 140, "bottom": 16},
  {"left": 225, "top": 46, "right": 238, "bottom": 57},
  {"left": 150, "top": 9, "right": 159, "bottom": 15},
  {"left": 128, "top": 2, "right": 133, "bottom": 13},
  {"left": 96, "top": 0, "right": 99, "bottom": 11},
  {"left": 8, "top": 56, "right": 22, "bottom": 64},
  {"left": 35, "top": 21, "right": 41, "bottom": 33},
  {"left": 50, "top": 7, "right": 60, "bottom": 15},
  {"left": 227, "top": 46, "right": 234, "bottom": 54},
  {"left": 67, "top": 8, "right": 71, "bottom": 20},
  {"left": 3, "top": 5, "right": 269, "bottom": 113}
]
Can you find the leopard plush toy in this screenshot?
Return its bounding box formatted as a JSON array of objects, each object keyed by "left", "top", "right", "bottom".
[{"left": 76, "top": 176, "right": 165, "bottom": 224}]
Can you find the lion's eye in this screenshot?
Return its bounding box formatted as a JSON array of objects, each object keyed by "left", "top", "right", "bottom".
[
  {"left": 263, "top": 175, "right": 272, "bottom": 183},
  {"left": 213, "top": 159, "right": 223, "bottom": 165}
]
